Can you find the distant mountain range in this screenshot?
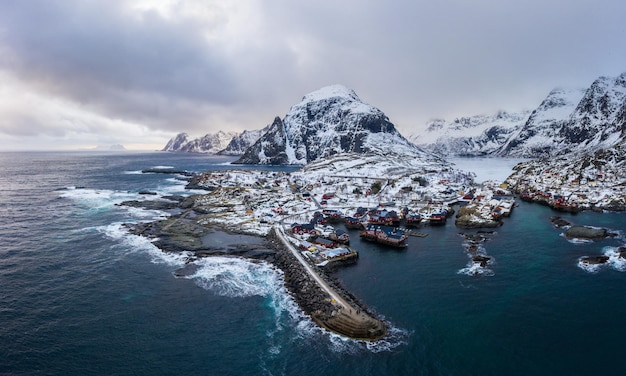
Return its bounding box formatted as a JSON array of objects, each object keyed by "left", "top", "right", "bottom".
[
  {"left": 162, "top": 131, "right": 237, "bottom": 154},
  {"left": 409, "top": 110, "right": 532, "bottom": 157},
  {"left": 163, "top": 73, "right": 626, "bottom": 167},
  {"left": 414, "top": 73, "right": 626, "bottom": 158},
  {"left": 163, "top": 127, "right": 269, "bottom": 155}
]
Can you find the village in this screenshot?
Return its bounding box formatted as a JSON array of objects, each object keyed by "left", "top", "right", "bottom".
[
  {"left": 504, "top": 154, "right": 626, "bottom": 212},
  {"left": 182, "top": 163, "right": 519, "bottom": 269}
]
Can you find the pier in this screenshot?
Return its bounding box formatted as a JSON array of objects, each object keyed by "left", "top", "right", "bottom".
[{"left": 272, "top": 226, "right": 387, "bottom": 341}]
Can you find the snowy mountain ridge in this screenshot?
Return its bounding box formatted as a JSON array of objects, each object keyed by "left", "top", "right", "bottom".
[
  {"left": 411, "top": 110, "right": 531, "bottom": 157},
  {"left": 234, "top": 84, "right": 442, "bottom": 165},
  {"left": 218, "top": 126, "right": 270, "bottom": 156},
  {"left": 414, "top": 72, "right": 626, "bottom": 158},
  {"left": 163, "top": 131, "right": 238, "bottom": 154},
  {"left": 496, "top": 87, "right": 588, "bottom": 157}
]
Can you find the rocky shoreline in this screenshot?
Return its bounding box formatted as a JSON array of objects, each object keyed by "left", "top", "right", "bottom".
[{"left": 122, "top": 199, "right": 387, "bottom": 341}]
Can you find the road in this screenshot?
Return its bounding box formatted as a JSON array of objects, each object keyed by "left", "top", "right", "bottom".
[{"left": 273, "top": 225, "right": 350, "bottom": 309}]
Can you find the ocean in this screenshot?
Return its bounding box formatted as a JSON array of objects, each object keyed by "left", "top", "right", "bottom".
[{"left": 1, "top": 151, "right": 625, "bottom": 376}]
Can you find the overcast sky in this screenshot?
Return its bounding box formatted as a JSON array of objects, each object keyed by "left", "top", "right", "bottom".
[{"left": 0, "top": 0, "right": 624, "bottom": 150}]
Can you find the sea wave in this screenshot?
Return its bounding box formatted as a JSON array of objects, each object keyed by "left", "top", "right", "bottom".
[
  {"left": 457, "top": 261, "right": 495, "bottom": 277},
  {"left": 60, "top": 188, "right": 139, "bottom": 211},
  {"left": 319, "top": 319, "right": 410, "bottom": 354},
  {"left": 577, "top": 246, "right": 626, "bottom": 273},
  {"left": 98, "top": 222, "right": 190, "bottom": 266},
  {"left": 576, "top": 258, "right": 602, "bottom": 273},
  {"left": 150, "top": 165, "right": 175, "bottom": 169},
  {"left": 188, "top": 257, "right": 283, "bottom": 298},
  {"left": 60, "top": 187, "right": 172, "bottom": 221},
  {"left": 562, "top": 234, "right": 594, "bottom": 244}
]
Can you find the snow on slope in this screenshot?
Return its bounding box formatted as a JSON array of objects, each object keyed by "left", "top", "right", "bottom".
[
  {"left": 219, "top": 126, "right": 269, "bottom": 155},
  {"left": 234, "top": 85, "right": 441, "bottom": 165},
  {"left": 163, "top": 131, "right": 238, "bottom": 153},
  {"left": 497, "top": 88, "right": 587, "bottom": 157},
  {"left": 411, "top": 110, "right": 531, "bottom": 157}
]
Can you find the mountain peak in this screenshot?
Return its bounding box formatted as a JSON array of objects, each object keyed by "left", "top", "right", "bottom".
[
  {"left": 234, "top": 85, "right": 435, "bottom": 165},
  {"left": 299, "top": 84, "right": 360, "bottom": 103}
]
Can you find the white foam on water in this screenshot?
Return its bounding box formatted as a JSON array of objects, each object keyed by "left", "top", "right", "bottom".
[
  {"left": 320, "top": 319, "right": 410, "bottom": 354},
  {"left": 187, "top": 256, "right": 325, "bottom": 354},
  {"left": 365, "top": 324, "right": 411, "bottom": 353},
  {"left": 457, "top": 261, "right": 495, "bottom": 277},
  {"left": 188, "top": 257, "right": 284, "bottom": 298},
  {"left": 560, "top": 233, "right": 594, "bottom": 244},
  {"left": 97, "top": 222, "right": 190, "bottom": 266},
  {"left": 577, "top": 258, "right": 602, "bottom": 273},
  {"left": 151, "top": 165, "right": 175, "bottom": 169},
  {"left": 158, "top": 178, "right": 194, "bottom": 196},
  {"left": 60, "top": 187, "right": 173, "bottom": 221},
  {"left": 604, "top": 247, "right": 626, "bottom": 272},
  {"left": 123, "top": 170, "right": 143, "bottom": 175},
  {"left": 60, "top": 188, "right": 137, "bottom": 210},
  {"left": 577, "top": 247, "right": 626, "bottom": 273}
]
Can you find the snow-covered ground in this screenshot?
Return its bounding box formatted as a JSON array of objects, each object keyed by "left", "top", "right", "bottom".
[{"left": 183, "top": 153, "right": 524, "bottom": 236}]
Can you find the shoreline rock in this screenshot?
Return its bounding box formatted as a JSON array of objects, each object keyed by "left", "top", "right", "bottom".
[
  {"left": 124, "top": 204, "right": 387, "bottom": 341},
  {"left": 564, "top": 226, "right": 608, "bottom": 240},
  {"left": 455, "top": 205, "right": 502, "bottom": 229}
]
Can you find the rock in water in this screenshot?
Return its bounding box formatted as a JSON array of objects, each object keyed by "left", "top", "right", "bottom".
[{"left": 564, "top": 226, "right": 607, "bottom": 240}]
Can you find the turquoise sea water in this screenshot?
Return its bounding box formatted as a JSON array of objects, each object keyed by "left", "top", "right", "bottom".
[{"left": 1, "top": 151, "right": 625, "bottom": 375}]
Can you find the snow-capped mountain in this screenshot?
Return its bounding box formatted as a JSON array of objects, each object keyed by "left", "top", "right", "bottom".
[
  {"left": 499, "top": 73, "right": 626, "bottom": 157},
  {"left": 411, "top": 110, "right": 531, "bottom": 157},
  {"left": 218, "top": 126, "right": 269, "bottom": 156},
  {"left": 562, "top": 74, "right": 626, "bottom": 151},
  {"left": 234, "top": 85, "right": 441, "bottom": 165},
  {"left": 496, "top": 88, "right": 587, "bottom": 157},
  {"left": 415, "top": 73, "right": 626, "bottom": 159},
  {"left": 163, "top": 131, "right": 238, "bottom": 153},
  {"left": 162, "top": 133, "right": 190, "bottom": 152}
]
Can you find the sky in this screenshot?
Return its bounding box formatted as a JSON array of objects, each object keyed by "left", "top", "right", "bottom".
[{"left": 0, "top": 0, "right": 625, "bottom": 151}]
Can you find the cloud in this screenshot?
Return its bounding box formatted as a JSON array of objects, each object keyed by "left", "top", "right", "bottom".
[
  {"left": 0, "top": 1, "right": 239, "bottom": 131},
  {"left": 0, "top": 0, "right": 625, "bottom": 150}
]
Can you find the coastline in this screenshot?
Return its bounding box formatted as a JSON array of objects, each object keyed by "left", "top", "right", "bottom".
[{"left": 125, "top": 208, "right": 387, "bottom": 341}]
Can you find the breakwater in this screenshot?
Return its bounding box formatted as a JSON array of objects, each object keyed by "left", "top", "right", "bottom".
[{"left": 266, "top": 228, "right": 387, "bottom": 341}]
